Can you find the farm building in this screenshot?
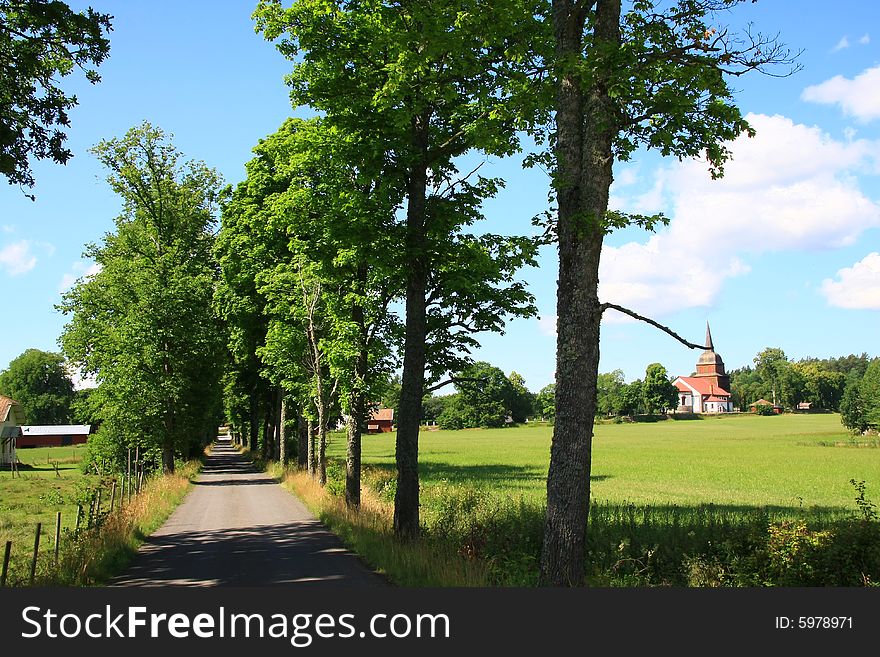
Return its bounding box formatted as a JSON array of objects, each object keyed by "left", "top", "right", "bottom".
[
  {"left": 750, "top": 399, "right": 783, "bottom": 414},
  {"left": 1, "top": 394, "right": 24, "bottom": 465},
  {"left": 367, "top": 408, "right": 394, "bottom": 433},
  {"left": 672, "top": 323, "right": 734, "bottom": 414},
  {"left": 18, "top": 424, "right": 94, "bottom": 448}
]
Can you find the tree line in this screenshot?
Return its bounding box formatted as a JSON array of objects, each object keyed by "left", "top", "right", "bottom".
[{"left": 5, "top": 0, "right": 800, "bottom": 586}]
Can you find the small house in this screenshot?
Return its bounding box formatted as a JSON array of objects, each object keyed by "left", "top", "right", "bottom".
[
  {"left": 18, "top": 424, "right": 94, "bottom": 448},
  {"left": 366, "top": 408, "right": 394, "bottom": 433},
  {"left": 0, "top": 395, "right": 24, "bottom": 465},
  {"left": 749, "top": 399, "right": 783, "bottom": 414}
]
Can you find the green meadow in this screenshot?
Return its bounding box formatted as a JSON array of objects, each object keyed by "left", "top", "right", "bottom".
[
  {"left": 314, "top": 413, "right": 880, "bottom": 585},
  {"left": 328, "top": 413, "right": 878, "bottom": 510},
  {"left": 0, "top": 445, "right": 90, "bottom": 584}
]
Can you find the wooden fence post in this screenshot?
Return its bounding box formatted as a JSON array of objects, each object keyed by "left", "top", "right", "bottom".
[
  {"left": 54, "top": 512, "right": 62, "bottom": 564},
  {"left": 95, "top": 488, "right": 102, "bottom": 522},
  {"left": 74, "top": 505, "right": 82, "bottom": 535},
  {"left": 1, "top": 541, "right": 10, "bottom": 587},
  {"left": 29, "top": 523, "right": 41, "bottom": 586},
  {"left": 109, "top": 480, "right": 117, "bottom": 512}
]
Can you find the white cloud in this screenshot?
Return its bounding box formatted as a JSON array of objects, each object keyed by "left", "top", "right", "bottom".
[
  {"left": 821, "top": 252, "right": 880, "bottom": 310},
  {"left": 802, "top": 65, "right": 880, "bottom": 122},
  {"left": 0, "top": 240, "right": 37, "bottom": 276},
  {"left": 832, "top": 36, "right": 850, "bottom": 52},
  {"left": 597, "top": 113, "right": 880, "bottom": 317},
  {"left": 859, "top": 34, "right": 870, "bottom": 45},
  {"left": 59, "top": 260, "right": 102, "bottom": 292},
  {"left": 1, "top": 225, "right": 14, "bottom": 234}
]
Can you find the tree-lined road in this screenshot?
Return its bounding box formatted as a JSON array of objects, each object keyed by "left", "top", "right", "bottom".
[{"left": 112, "top": 441, "right": 384, "bottom": 587}]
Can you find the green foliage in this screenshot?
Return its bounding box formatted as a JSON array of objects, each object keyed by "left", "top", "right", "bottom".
[
  {"left": 620, "top": 379, "right": 644, "bottom": 416},
  {"left": 535, "top": 383, "right": 555, "bottom": 422},
  {"left": 435, "top": 362, "right": 529, "bottom": 429},
  {"left": 0, "top": 348, "right": 75, "bottom": 423},
  {"left": 753, "top": 403, "right": 776, "bottom": 416},
  {"left": 596, "top": 370, "right": 625, "bottom": 417},
  {"left": 0, "top": 0, "right": 112, "bottom": 193},
  {"left": 642, "top": 362, "right": 678, "bottom": 414},
  {"left": 58, "top": 122, "right": 225, "bottom": 473}
]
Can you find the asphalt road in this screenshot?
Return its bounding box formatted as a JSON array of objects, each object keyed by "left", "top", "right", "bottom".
[{"left": 111, "top": 439, "right": 385, "bottom": 587}]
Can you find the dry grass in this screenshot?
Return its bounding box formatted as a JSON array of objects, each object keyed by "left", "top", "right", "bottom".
[{"left": 278, "top": 466, "right": 490, "bottom": 587}]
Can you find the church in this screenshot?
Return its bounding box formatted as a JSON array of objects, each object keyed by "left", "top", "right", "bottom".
[{"left": 672, "top": 324, "right": 734, "bottom": 414}]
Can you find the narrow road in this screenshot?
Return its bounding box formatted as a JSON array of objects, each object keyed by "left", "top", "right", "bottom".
[{"left": 112, "top": 439, "right": 385, "bottom": 587}]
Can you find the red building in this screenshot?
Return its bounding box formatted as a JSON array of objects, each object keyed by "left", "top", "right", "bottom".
[
  {"left": 18, "top": 425, "right": 94, "bottom": 448},
  {"left": 366, "top": 408, "right": 394, "bottom": 433},
  {"left": 672, "top": 323, "right": 734, "bottom": 413}
]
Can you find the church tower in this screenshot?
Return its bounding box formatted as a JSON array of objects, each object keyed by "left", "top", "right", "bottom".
[{"left": 692, "top": 322, "right": 730, "bottom": 393}]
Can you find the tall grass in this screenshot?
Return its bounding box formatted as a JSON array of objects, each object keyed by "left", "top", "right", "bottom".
[
  {"left": 274, "top": 464, "right": 490, "bottom": 586},
  {"left": 7, "top": 460, "right": 201, "bottom": 587}
]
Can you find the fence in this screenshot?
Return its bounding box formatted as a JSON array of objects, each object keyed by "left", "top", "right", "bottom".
[{"left": 0, "top": 451, "right": 152, "bottom": 588}]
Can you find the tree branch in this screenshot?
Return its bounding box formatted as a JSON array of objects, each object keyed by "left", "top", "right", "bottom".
[
  {"left": 425, "top": 375, "right": 487, "bottom": 394},
  {"left": 600, "top": 303, "right": 708, "bottom": 350}
]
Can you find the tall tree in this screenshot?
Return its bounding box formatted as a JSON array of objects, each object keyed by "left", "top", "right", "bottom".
[
  {"left": 0, "top": 348, "right": 75, "bottom": 423},
  {"left": 0, "top": 0, "right": 112, "bottom": 195},
  {"left": 642, "top": 362, "right": 677, "bottom": 414},
  {"left": 59, "top": 122, "right": 225, "bottom": 473},
  {"left": 256, "top": 0, "right": 538, "bottom": 538},
  {"left": 754, "top": 347, "right": 788, "bottom": 406},
  {"left": 538, "top": 0, "right": 795, "bottom": 585}
]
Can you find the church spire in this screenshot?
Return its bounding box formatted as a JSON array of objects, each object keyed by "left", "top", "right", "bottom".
[{"left": 705, "top": 321, "right": 714, "bottom": 350}]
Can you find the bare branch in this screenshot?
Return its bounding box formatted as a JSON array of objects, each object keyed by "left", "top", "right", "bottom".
[
  {"left": 425, "top": 375, "right": 488, "bottom": 394},
  {"left": 600, "top": 302, "right": 708, "bottom": 350}
]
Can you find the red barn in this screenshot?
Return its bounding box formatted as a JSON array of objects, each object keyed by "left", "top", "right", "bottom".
[
  {"left": 18, "top": 425, "right": 94, "bottom": 448},
  {"left": 366, "top": 408, "right": 394, "bottom": 433}
]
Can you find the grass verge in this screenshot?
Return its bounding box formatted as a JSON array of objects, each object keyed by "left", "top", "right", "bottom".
[
  {"left": 268, "top": 462, "right": 490, "bottom": 586},
  {"left": 7, "top": 460, "right": 201, "bottom": 587}
]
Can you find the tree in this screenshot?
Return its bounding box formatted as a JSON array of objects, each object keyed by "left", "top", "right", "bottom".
[
  {"left": 435, "top": 362, "right": 515, "bottom": 429},
  {"left": 255, "top": 0, "right": 538, "bottom": 538},
  {"left": 596, "top": 369, "right": 625, "bottom": 416},
  {"left": 754, "top": 347, "right": 788, "bottom": 406},
  {"left": 858, "top": 359, "right": 880, "bottom": 431},
  {"left": 0, "top": 348, "right": 75, "bottom": 423},
  {"left": 840, "top": 380, "right": 868, "bottom": 434},
  {"left": 535, "top": 383, "right": 556, "bottom": 422},
  {"left": 59, "top": 122, "right": 225, "bottom": 473},
  {"left": 537, "top": 0, "right": 795, "bottom": 584},
  {"left": 642, "top": 363, "right": 678, "bottom": 414},
  {"left": 620, "top": 379, "right": 644, "bottom": 416},
  {"left": 507, "top": 371, "right": 535, "bottom": 423},
  {"left": 0, "top": 0, "right": 112, "bottom": 195}
]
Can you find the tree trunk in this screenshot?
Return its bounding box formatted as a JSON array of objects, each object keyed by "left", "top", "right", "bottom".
[
  {"left": 274, "top": 386, "right": 283, "bottom": 460},
  {"left": 279, "top": 395, "right": 288, "bottom": 467},
  {"left": 298, "top": 414, "right": 308, "bottom": 470},
  {"left": 393, "top": 112, "right": 430, "bottom": 540},
  {"left": 346, "top": 296, "right": 368, "bottom": 509},
  {"left": 307, "top": 418, "right": 316, "bottom": 477},
  {"left": 249, "top": 394, "right": 259, "bottom": 452},
  {"left": 540, "top": 0, "right": 620, "bottom": 587}
]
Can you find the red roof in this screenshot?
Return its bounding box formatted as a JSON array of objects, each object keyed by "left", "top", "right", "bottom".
[
  {"left": 674, "top": 377, "right": 731, "bottom": 397},
  {"left": 370, "top": 408, "right": 394, "bottom": 422},
  {"left": 705, "top": 395, "right": 727, "bottom": 402}
]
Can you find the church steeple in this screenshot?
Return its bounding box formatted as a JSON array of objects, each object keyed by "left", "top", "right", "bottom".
[{"left": 694, "top": 321, "right": 729, "bottom": 392}]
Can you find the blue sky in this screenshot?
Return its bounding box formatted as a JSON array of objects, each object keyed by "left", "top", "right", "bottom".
[{"left": 1, "top": 1, "right": 878, "bottom": 393}]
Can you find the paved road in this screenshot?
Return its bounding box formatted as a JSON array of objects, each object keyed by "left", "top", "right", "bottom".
[{"left": 112, "top": 439, "right": 385, "bottom": 587}]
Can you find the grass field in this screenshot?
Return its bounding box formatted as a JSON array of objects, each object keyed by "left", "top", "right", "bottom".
[
  {"left": 0, "top": 445, "right": 200, "bottom": 586},
  {"left": 311, "top": 413, "right": 880, "bottom": 585},
  {"left": 326, "top": 413, "right": 879, "bottom": 510},
  {"left": 0, "top": 445, "right": 92, "bottom": 584}
]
